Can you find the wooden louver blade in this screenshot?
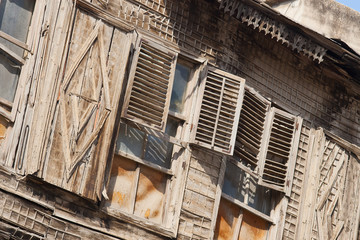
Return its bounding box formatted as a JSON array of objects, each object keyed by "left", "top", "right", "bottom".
[
  {"left": 262, "top": 111, "right": 296, "bottom": 188},
  {"left": 235, "top": 88, "right": 269, "bottom": 170},
  {"left": 123, "top": 41, "right": 175, "bottom": 132},
  {"left": 195, "top": 69, "right": 245, "bottom": 155}
]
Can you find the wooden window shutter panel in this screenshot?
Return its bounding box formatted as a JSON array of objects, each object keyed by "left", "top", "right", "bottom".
[
  {"left": 193, "top": 67, "right": 245, "bottom": 155},
  {"left": 121, "top": 39, "right": 177, "bottom": 132},
  {"left": 234, "top": 87, "right": 271, "bottom": 172},
  {"left": 258, "top": 108, "right": 303, "bottom": 194}
]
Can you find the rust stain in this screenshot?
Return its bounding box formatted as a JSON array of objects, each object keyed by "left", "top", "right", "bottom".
[
  {"left": 106, "top": 155, "right": 137, "bottom": 212},
  {"left": 239, "top": 210, "right": 268, "bottom": 240},
  {"left": 144, "top": 209, "right": 150, "bottom": 219},
  {"left": 0, "top": 116, "right": 8, "bottom": 140},
  {"left": 111, "top": 192, "right": 126, "bottom": 206},
  {"left": 214, "top": 198, "right": 241, "bottom": 240},
  {"left": 134, "top": 165, "right": 166, "bottom": 223}
]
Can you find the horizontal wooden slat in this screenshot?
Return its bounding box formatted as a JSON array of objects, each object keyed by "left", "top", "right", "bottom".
[
  {"left": 124, "top": 40, "right": 175, "bottom": 131},
  {"left": 195, "top": 68, "right": 244, "bottom": 154}
]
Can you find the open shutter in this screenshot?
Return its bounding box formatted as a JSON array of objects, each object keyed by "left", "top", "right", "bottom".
[
  {"left": 121, "top": 39, "right": 177, "bottom": 132},
  {"left": 193, "top": 67, "right": 245, "bottom": 155},
  {"left": 259, "top": 108, "right": 302, "bottom": 194},
  {"left": 234, "top": 87, "right": 271, "bottom": 171}
]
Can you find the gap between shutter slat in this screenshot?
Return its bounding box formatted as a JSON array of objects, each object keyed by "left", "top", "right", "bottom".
[
  {"left": 244, "top": 92, "right": 267, "bottom": 110},
  {"left": 136, "top": 68, "right": 170, "bottom": 89},
  {"left": 127, "top": 104, "right": 163, "bottom": 122},
  {"left": 132, "top": 81, "right": 167, "bottom": 99},
  {"left": 133, "top": 74, "right": 168, "bottom": 94},
  {"left": 129, "top": 95, "right": 165, "bottom": 113},
  {"left": 140, "top": 43, "right": 173, "bottom": 62},
  {"left": 271, "top": 127, "right": 293, "bottom": 139},
  {"left": 268, "top": 140, "right": 291, "bottom": 152},
  {"left": 263, "top": 166, "right": 287, "bottom": 176},
  {"left": 138, "top": 52, "right": 171, "bottom": 71},
  {"left": 137, "top": 61, "right": 171, "bottom": 81},
  {"left": 238, "top": 123, "right": 263, "bottom": 142},
  {"left": 264, "top": 158, "right": 288, "bottom": 168},
  {"left": 262, "top": 172, "right": 286, "bottom": 183},
  {"left": 237, "top": 135, "right": 261, "bottom": 153}
]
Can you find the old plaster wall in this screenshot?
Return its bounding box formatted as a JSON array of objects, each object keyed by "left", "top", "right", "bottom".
[{"left": 271, "top": 0, "right": 360, "bottom": 54}]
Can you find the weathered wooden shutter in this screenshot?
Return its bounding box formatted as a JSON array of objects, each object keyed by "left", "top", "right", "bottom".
[
  {"left": 234, "top": 87, "right": 271, "bottom": 171},
  {"left": 259, "top": 108, "right": 302, "bottom": 194},
  {"left": 193, "top": 68, "right": 245, "bottom": 155},
  {"left": 43, "top": 13, "right": 133, "bottom": 201},
  {"left": 121, "top": 40, "right": 177, "bottom": 132}
]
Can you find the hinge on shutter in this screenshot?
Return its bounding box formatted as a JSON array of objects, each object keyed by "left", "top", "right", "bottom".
[{"left": 296, "top": 122, "right": 299, "bottom": 130}]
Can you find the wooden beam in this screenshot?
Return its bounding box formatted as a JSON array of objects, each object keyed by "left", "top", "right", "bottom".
[
  {"left": 0, "top": 42, "right": 24, "bottom": 65},
  {"left": 0, "top": 31, "right": 29, "bottom": 51}
]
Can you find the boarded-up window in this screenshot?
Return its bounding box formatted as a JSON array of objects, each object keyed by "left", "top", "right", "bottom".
[
  {"left": 122, "top": 40, "right": 177, "bottom": 132},
  {"left": 193, "top": 67, "right": 245, "bottom": 155},
  {"left": 0, "top": 0, "right": 35, "bottom": 106}
]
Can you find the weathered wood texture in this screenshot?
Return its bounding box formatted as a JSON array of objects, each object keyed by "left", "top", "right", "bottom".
[
  {"left": 293, "top": 130, "right": 360, "bottom": 240},
  {"left": 0, "top": 0, "right": 359, "bottom": 239},
  {"left": 177, "top": 148, "right": 224, "bottom": 239},
  {"left": 0, "top": 168, "right": 168, "bottom": 240},
  {"left": 85, "top": 0, "right": 360, "bottom": 146},
  {"left": 42, "top": 9, "right": 132, "bottom": 201},
  {"left": 282, "top": 125, "right": 310, "bottom": 239}
]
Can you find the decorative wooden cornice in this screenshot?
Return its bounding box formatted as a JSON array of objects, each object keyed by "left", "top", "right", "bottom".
[{"left": 219, "top": 0, "right": 327, "bottom": 63}]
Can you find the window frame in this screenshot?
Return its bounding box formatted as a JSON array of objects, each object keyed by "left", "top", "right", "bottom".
[
  {"left": 103, "top": 45, "right": 206, "bottom": 236},
  {"left": 0, "top": 0, "right": 41, "bottom": 122},
  {"left": 221, "top": 159, "right": 277, "bottom": 224}
]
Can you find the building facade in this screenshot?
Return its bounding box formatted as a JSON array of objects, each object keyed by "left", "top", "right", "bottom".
[{"left": 0, "top": 0, "right": 359, "bottom": 239}]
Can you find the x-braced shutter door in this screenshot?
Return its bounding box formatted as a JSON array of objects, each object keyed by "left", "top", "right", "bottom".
[
  {"left": 234, "top": 87, "right": 271, "bottom": 172},
  {"left": 258, "top": 108, "right": 302, "bottom": 195},
  {"left": 193, "top": 67, "right": 245, "bottom": 155},
  {"left": 121, "top": 39, "right": 177, "bottom": 132}
]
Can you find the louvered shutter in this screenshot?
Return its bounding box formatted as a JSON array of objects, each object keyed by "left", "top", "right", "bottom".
[
  {"left": 122, "top": 39, "right": 177, "bottom": 132},
  {"left": 193, "top": 67, "right": 245, "bottom": 155},
  {"left": 234, "top": 87, "right": 271, "bottom": 171},
  {"left": 259, "top": 108, "right": 302, "bottom": 194}
]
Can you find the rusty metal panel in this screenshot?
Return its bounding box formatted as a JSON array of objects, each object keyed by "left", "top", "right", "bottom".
[
  {"left": 105, "top": 155, "right": 137, "bottom": 212},
  {"left": 214, "top": 198, "right": 241, "bottom": 240},
  {"left": 134, "top": 165, "right": 167, "bottom": 224},
  {"left": 239, "top": 210, "right": 269, "bottom": 240}
]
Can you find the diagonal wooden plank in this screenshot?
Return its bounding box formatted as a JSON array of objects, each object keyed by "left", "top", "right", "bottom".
[
  {"left": 63, "top": 20, "right": 101, "bottom": 91},
  {"left": 317, "top": 150, "right": 346, "bottom": 210},
  {"left": 98, "top": 27, "right": 111, "bottom": 109},
  {"left": 66, "top": 109, "right": 110, "bottom": 180},
  {"left": 59, "top": 96, "right": 72, "bottom": 171}
]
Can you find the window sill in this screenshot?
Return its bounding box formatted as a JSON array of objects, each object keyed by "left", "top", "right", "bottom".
[
  {"left": 222, "top": 193, "right": 275, "bottom": 224},
  {"left": 114, "top": 151, "right": 174, "bottom": 176},
  {"left": 102, "top": 206, "right": 177, "bottom": 238}
]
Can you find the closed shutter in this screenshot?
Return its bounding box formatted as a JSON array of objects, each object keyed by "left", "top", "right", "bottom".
[
  {"left": 122, "top": 40, "right": 177, "bottom": 132},
  {"left": 44, "top": 16, "right": 133, "bottom": 201},
  {"left": 234, "top": 87, "right": 271, "bottom": 171},
  {"left": 193, "top": 67, "right": 245, "bottom": 155},
  {"left": 259, "top": 108, "right": 302, "bottom": 194}
]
